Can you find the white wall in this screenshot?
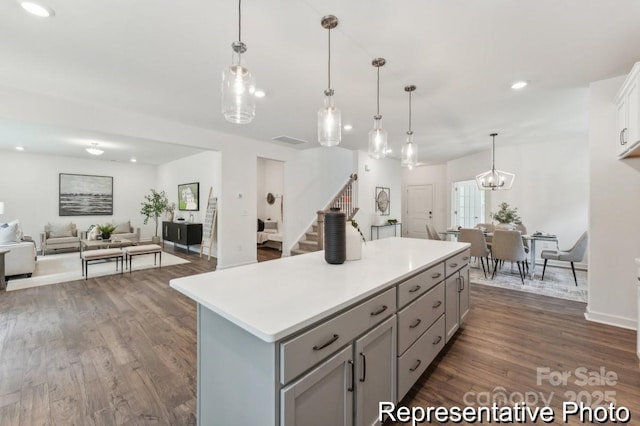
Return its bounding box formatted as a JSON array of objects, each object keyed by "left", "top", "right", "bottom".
[
  {"left": 0, "top": 151, "right": 157, "bottom": 249},
  {"left": 587, "top": 75, "right": 640, "bottom": 329},
  {"left": 157, "top": 151, "right": 221, "bottom": 255},
  {"left": 283, "top": 147, "right": 355, "bottom": 255},
  {"left": 356, "top": 152, "right": 403, "bottom": 240},
  {"left": 446, "top": 139, "right": 589, "bottom": 265},
  {"left": 257, "top": 158, "right": 284, "bottom": 228},
  {"left": 401, "top": 164, "right": 447, "bottom": 235}
]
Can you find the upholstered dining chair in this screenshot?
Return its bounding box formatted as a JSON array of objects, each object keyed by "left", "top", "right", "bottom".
[
  {"left": 425, "top": 223, "right": 442, "bottom": 241},
  {"left": 541, "top": 231, "right": 588, "bottom": 286},
  {"left": 491, "top": 230, "right": 528, "bottom": 284},
  {"left": 459, "top": 228, "right": 491, "bottom": 278},
  {"left": 514, "top": 223, "right": 530, "bottom": 254},
  {"left": 475, "top": 223, "right": 495, "bottom": 246}
]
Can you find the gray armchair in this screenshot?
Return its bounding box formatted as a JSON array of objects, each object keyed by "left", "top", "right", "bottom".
[
  {"left": 541, "top": 231, "right": 588, "bottom": 286},
  {"left": 40, "top": 222, "right": 80, "bottom": 255}
]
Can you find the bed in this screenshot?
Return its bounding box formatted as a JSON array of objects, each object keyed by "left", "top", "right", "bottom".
[{"left": 257, "top": 220, "right": 282, "bottom": 251}]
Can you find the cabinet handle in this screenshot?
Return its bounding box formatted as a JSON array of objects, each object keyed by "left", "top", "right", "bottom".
[
  {"left": 178, "top": 229, "right": 181, "bottom": 240},
  {"left": 450, "top": 263, "right": 458, "bottom": 268},
  {"left": 347, "top": 360, "right": 354, "bottom": 392},
  {"left": 409, "top": 285, "right": 421, "bottom": 293},
  {"left": 432, "top": 300, "right": 442, "bottom": 309},
  {"left": 459, "top": 276, "right": 465, "bottom": 292},
  {"left": 312, "top": 334, "right": 339, "bottom": 350},
  {"left": 409, "top": 359, "right": 422, "bottom": 372},
  {"left": 359, "top": 352, "right": 366, "bottom": 382},
  {"left": 370, "top": 305, "right": 388, "bottom": 316},
  {"left": 431, "top": 272, "right": 442, "bottom": 279},
  {"left": 463, "top": 256, "right": 470, "bottom": 261},
  {"left": 409, "top": 318, "right": 422, "bottom": 329},
  {"left": 433, "top": 336, "right": 442, "bottom": 345},
  {"left": 621, "top": 128, "right": 628, "bottom": 145}
]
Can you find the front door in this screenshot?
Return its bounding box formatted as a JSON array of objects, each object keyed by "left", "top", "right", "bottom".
[{"left": 405, "top": 184, "right": 433, "bottom": 239}]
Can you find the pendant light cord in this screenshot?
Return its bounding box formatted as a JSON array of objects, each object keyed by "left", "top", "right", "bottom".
[
  {"left": 408, "top": 90, "right": 412, "bottom": 133},
  {"left": 492, "top": 135, "right": 496, "bottom": 171},
  {"left": 327, "top": 26, "right": 331, "bottom": 90},
  {"left": 238, "top": 0, "right": 242, "bottom": 42},
  {"left": 376, "top": 66, "right": 380, "bottom": 115}
]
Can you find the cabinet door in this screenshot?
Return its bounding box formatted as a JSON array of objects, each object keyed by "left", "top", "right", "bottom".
[
  {"left": 459, "top": 266, "right": 470, "bottom": 325},
  {"left": 281, "top": 345, "right": 354, "bottom": 426},
  {"left": 162, "top": 221, "right": 171, "bottom": 240},
  {"left": 445, "top": 276, "right": 460, "bottom": 343},
  {"left": 616, "top": 96, "right": 629, "bottom": 156},
  {"left": 627, "top": 79, "right": 639, "bottom": 148},
  {"left": 354, "top": 316, "right": 396, "bottom": 426}
]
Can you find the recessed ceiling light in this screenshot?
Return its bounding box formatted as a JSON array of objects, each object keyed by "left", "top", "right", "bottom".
[
  {"left": 15, "top": 146, "right": 25, "bottom": 151},
  {"left": 130, "top": 158, "right": 137, "bottom": 163},
  {"left": 343, "top": 124, "right": 353, "bottom": 131},
  {"left": 86, "top": 143, "right": 104, "bottom": 156},
  {"left": 254, "top": 90, "right": 266, "bottom": 98},
  {"left": 20, "top": 1, "right": 55, "bottom": 18},
  {"left": 511, "top": 81, "right": 528, "bottom": 90}
]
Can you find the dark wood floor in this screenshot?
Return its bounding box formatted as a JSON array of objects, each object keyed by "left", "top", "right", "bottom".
[{"left": 1, "top": 247, "right": 638, "bottom": 425}]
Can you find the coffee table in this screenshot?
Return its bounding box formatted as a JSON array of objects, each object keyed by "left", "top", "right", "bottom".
[{"left": 80, "top": 238, "right": 136, "bottom": 256}]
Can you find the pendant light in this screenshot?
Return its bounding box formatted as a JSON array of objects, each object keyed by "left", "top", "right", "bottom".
[
  {"left": 475, "top": 133, "right": 515, "bottom": 190},
  {"left": 368, "top": 58, "right": 387, "bottom": 159},
  {"left": 318, "top": 15, "right": 341, "bottom": 147},
  {"left": 401, "top": 85, "right": 418, "bottom": 169},
  {"left": 222, "top": 0, "right": 256, "bottom": 124}
]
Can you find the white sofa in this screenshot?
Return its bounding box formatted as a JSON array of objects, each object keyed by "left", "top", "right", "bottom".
[{"left": 1, "top": 240, "right": 37, "bottom": 277}]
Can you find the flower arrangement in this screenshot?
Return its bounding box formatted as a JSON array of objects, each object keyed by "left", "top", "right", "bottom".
[{"left": 490, "top": 202, "right": 522, "bottom": 224}]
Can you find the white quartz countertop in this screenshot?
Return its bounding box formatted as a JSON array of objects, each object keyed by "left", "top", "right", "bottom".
[{"left": 170, "top": 237, "right": 469, "bottom": 343}]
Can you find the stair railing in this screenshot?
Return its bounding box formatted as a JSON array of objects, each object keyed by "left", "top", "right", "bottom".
[{"left": 316, "top": 173, "right": 359, "bottom": 251}]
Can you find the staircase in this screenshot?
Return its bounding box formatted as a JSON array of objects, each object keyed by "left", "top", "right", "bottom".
[{"left": 291, "top": 174, "right": 359, "bottom": 256}]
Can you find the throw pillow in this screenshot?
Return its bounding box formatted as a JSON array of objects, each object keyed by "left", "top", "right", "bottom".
[
  {"left": 257, "top": 219, "right": 264, "bottom": 232},
  {"left": 0, "top": 222, "right": 19, "bottom": 243},
  {"left": 113, "top": 221, "right": 130, "bottom": 234},
  {"left": 49, "top": 222, "right": 73, "bottom": 238}
]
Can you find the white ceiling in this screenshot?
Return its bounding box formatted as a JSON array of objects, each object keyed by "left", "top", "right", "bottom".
[{"left": 1, "top": 0, "right": 640, "bottom": 165}]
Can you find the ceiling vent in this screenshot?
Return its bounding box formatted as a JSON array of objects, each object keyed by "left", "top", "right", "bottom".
[{"left": 272, "top": 135, "right": 307, "bottom": 145}]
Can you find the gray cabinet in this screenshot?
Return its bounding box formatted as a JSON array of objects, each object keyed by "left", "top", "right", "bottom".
[
  {"left": 281, "top": 345, "right": 354, "bottom": 426},
  {"left": 354, "top": 316, "right": 396, "bottom": 426},
  {"left": 445, "top": 264, "right": 470, "bottom": 343}
]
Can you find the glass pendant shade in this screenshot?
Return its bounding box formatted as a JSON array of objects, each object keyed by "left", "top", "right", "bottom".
[
  {"left": 222, "top": 45, "right": 256, "bottom": 124},
  {"left": 401, "top": 133, "right": 417, "bottom": 169},
  {"left": 318, "top": 92, "right": 341, "bottom": 147},
  {"left": 475, "top": 133, "right": 515, "bottom": 190},
  {"left": 368, "top": 117, "right": 387, "bottom": 159}
]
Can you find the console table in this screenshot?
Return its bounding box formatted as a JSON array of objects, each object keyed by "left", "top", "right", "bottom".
[
  {"left": 371, "top": 222, "right": 402, "bottom": 240},
  {"left": 162, "top": 222, "right": 202, "bottom": 252}
]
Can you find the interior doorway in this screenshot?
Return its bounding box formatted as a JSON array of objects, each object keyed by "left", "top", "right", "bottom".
[
  {"left": 256, "top": 158, "right": 284, "bottom": 260},
  {"left": 451, "top": 180, "right": 485, "bottom": 228},
  {"left": 405, "top": 184, "right": 434, "bottom": 239}
]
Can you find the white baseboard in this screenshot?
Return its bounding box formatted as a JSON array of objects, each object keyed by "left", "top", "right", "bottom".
[{"left": 584, "top": 307, "right": 637, "bottom": 330}]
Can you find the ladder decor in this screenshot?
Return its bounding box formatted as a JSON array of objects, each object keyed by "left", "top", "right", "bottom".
[{"left": 200, "top": 187, "right": 218, "bottom": 260}]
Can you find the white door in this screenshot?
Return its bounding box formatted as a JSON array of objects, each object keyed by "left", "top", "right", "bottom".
[
  {"left": 452, "top": 180, "right": 485, "bottom": 229},
  {"left": 406, "top": 185, "right": 433, "bottom": 239}
]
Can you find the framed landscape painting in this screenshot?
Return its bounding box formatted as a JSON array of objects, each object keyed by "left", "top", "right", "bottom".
[
  {"left": 178, "top": 182, "right": 199, "bottom": 211},
  {"left": 59, "top": 173, "right": 113, "bottom": 216}
]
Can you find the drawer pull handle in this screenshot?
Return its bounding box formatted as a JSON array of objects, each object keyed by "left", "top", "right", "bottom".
[
  {"left": 463, "top": 256, "right": 470, "bottom": 261},
  {"left": 431, "top": 273, "right": 442, "bottom": 279},
  {"left": 409, "top": 318, "right": 422, "bottom": 329},
  {"left": 450, "top": 263, "right": 458, "bottom": 268},
  {"left": 433, "top": 336, "right": 442, "bottom": 345},
  {"left": 409, "top": 285, "right": 421, "bottom": 293},
  {"left": 370, "top": 305, "right": 388, "bottom": 316},
  {"left": 409, "top": 359, "right": 422, "bottom": 372},
  {"left": 313, "top": 334, "right": 339, "bottom": 350},
  {"left": 359, "top": 352, "right": 366, "bottom": 382},
  {"left": 432, "top": 300, "right": 442, "bottom": 309}
]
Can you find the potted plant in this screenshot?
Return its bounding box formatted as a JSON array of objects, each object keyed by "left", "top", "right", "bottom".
[
  {"left": 140, "top": 189, "right": 169, "bottom": 244},
  {"left": 97, "top": 223, "right": 116, "bottom": 240},
  {"left": 490, "top": 202, "right": 522, "bottom": 225}
]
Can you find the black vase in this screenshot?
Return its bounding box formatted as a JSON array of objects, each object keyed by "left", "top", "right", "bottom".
[{"left": 324, "top": 207, "right": 346, "bottom": 265}]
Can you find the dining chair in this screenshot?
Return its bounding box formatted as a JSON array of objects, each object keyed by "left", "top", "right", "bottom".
[
  {"left": 541, "top": 231, "right": 588, "bottom": 286},
  {"left": 514, "top": 223, "right": 530, "bottom": 254},
  {"left": 475, "top": 223, "right": 495, "bottom": 246},
  {"left": 459, "top": 228, "right": 491, "bottom": 278},
  {"left": 425, "top": 223, "right": 442, "bottom": 240},
  {"left": 491, "top": 230, "right": 528, "bottom": 284}
]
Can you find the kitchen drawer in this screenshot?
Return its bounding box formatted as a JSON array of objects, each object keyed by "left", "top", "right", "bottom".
[
  {"left": 397, "top": 315, "right": 445, "bottom": 400},
  {"left": 280, "top": 287, "right": 396, "bottom": 385},
  {"left": 397, "top": 263, "right": 445, "bottom": 308},
  {"left": 397, "top": 282, "right": 445, "bottom": 355},
  {"left": 445, "top": 249, "right": 470, "bottom": 277}
]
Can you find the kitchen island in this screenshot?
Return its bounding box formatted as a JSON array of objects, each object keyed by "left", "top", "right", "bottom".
[{"left": 170, "top": 237, "right": 470, "bottom": 426}]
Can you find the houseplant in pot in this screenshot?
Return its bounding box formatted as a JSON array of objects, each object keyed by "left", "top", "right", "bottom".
[
  {"left": 490, "top": 202, "right": 522, "bottom": 227},
  {"left": 97, "top": 223, "right": 116, "bottom": 241},
  {"left": 140, "top": 189, "right": 169, "bottom": 244}
]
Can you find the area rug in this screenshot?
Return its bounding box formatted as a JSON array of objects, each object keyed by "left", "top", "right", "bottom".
[
  {"left": 6, "top": 251, "right": 189, "bottom": 291},
  {"left": 468, "top": 262, "right": 587, "bottom": 303}
]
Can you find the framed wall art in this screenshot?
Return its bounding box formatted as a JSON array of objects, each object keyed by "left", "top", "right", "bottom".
[
  {"left": 59, "top": 173, "right": 113, "bottom": 216},
  {"left": 375, "top": 187, "right": 390, "bottom": 216},
  {"left": 178, "top": 182, "right": 200, "bottom": 211}
]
